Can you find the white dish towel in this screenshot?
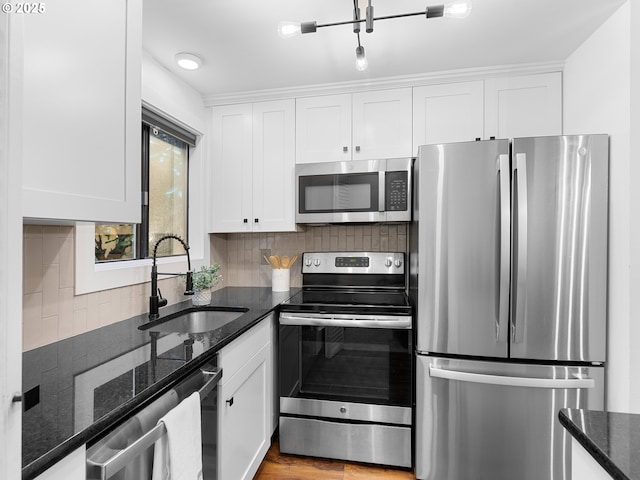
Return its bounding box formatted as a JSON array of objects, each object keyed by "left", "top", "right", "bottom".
[{"left": 152, "top": 391, "right": 203, "bottom": 480}]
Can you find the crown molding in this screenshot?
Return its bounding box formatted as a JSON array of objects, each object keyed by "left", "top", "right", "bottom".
[{"left": 203, "top": 61, "right": 565, "bottom": 106}]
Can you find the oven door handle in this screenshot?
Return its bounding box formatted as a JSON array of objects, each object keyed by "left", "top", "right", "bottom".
[{"left": 279, "top": 313, "right": 412, "bottom": 329}]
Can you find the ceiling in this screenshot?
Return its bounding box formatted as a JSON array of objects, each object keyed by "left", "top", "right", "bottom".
[{"left": 142, "top": 0, "right": 626, "bottom": 100}]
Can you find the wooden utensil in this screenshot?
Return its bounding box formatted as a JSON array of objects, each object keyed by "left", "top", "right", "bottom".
[
  {"left": 289, "top": 255, "right": 298, "bottom": 268},
  {"left": 269, "top": 255, "right": 281, "bottom": 269},
  {"left": 281, "top": 255, "right": 290, "bottom": 269},
  {"left": 263, "top": 255, "right": 272, "bottom": 267}
]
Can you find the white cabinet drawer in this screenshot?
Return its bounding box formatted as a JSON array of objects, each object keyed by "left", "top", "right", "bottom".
[{"left": 218, "top": 314, "right": 272, "bottom": 384}]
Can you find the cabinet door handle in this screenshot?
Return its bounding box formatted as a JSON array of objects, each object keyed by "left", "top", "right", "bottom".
[
  {"left": 243, "top": 218, "right": 248, "bottom": 223},
  {"left": 254, "top": 218, "right": 259, "bottom": 223},
  {"left": 343, "top": 146, "right": 348, "bottom": 153},
  {"left": 226, "top": 397, "right": 234, "bottom": 407},
  {"left": 355, "top": 145, "right": 361, "bottom": 152}
]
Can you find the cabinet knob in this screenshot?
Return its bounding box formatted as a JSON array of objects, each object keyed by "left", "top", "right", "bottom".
[
  {"left": 254, "top": 218, "right": 259, "bottom": 223},
  {"left": 226, "top": 397, "right": 234, "bottom": 407},
  {"left": 343, "top": 146, "right": 348, "bottom": 153},
  {"left": 340, "top": 406, "right": 347, "bottom": 413},
  {"left": 355, "top": 145, "right": 360, "bottom": 152},
  {"left": 243, "top": 218, "right": 248, "bottom": 223}
]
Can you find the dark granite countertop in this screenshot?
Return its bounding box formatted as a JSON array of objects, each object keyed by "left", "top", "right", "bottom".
[
  {"left": 21, "top": 286, "right": 297, "bottom": 480},
  {"left": 559, "top": 408, "right": 640, "bottom": 480}
]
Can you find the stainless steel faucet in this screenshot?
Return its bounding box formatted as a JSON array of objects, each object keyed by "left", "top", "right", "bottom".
[{"left": 149, "top": 234, "right": 194, "bottom": 320}]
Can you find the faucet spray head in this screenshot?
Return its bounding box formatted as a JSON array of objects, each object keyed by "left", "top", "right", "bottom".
[{"left": 185, "top": 271, "right": 194, "bottom": 295}]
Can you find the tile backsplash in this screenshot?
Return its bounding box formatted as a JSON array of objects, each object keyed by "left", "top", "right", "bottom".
[
  {"left": 210, "top": 224, "right": 408, "bottom": 289},
  {"left": 22, "top": 223, "right": 407, "bottom": 351},
  {"left": 22, "top": 225, "right": 187, "bottom": 352}
]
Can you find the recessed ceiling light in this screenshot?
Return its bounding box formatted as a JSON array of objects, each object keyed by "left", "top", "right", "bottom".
[{"left": 175, "top": 52, "right": 202, "bottom": 70}]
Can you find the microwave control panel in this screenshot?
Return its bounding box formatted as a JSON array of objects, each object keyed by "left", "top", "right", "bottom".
[{"left": 385, "top": 171, "right": 409, "bottom": 211}]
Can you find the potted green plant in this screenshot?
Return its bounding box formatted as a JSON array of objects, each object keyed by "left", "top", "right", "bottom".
[{"left": 190, "top": 264, "right": 223, "bottom": 305}]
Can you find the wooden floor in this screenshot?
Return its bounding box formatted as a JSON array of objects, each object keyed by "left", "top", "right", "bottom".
[{"left": 254, "top": 438, "right": 416, "bottom": 480}]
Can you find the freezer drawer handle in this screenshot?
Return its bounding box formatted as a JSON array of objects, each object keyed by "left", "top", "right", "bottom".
[
  {"left": 86, "top": 365, "right": 222, "bottom": 480},
  {"left": 429, "top": 366, "right": 595, "bottom": 389}
]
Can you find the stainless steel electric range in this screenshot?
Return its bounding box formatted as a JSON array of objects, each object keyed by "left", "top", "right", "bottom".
[{"left": 278, "top": 251, "right": 413, "bottom": 468}]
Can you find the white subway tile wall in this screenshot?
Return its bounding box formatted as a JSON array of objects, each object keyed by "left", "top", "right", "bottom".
[
  {"left": 22, "top": 226, "right": 188, "bottom": 352},
  {"left": 22, "top": 224, "right": 408, "bottom": 351}
]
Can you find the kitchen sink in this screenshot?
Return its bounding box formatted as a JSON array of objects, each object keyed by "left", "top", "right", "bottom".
[{"left": 139, "top": 306, "right": 249, "bottom": 334}]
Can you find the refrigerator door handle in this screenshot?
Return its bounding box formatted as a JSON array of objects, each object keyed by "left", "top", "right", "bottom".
[
  {"left": 497, "top": 154, "right": 511, "bottom": 343},
  {"left": 513, "top": 152, "right": 528, "bottom": 344},
  {"left": 429, "top": 366, "right": 595, "bottom": 389}
]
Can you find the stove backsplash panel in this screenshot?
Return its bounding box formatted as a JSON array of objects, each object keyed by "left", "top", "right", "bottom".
[{"left": 210, "top": 224, "right": 408, "bottom": 288}]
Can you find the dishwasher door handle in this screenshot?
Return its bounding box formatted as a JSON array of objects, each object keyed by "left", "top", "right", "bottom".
[{"left": 86, "top": 365, "right": 222, "bottom": 480}]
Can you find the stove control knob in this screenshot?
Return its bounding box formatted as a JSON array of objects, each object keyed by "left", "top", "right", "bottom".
[
  {"left": 394, "top": 259, "right": 402, "bottom": 268},
  {"left": 305, "top": 258, "right": 312, "bottom": 267},
  {"left": 385, "top": 258, "right": 393, "bottom": 268},
  {"left": 314, "top": 259, "right": 321, "bottom": 267}
]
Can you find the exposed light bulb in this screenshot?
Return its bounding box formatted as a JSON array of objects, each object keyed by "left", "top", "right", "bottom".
[
  {"left": 175, "top": 53, "right": 202, "bottom": 70},
  {"left": 278, "top": 21, "right": 302, "bottom": 38},
  {"left": 355, "top": 46, "right": 368, "bottom": 71},
  {"left": 444, "top": 0, "right": 472, "bottom": 19}
]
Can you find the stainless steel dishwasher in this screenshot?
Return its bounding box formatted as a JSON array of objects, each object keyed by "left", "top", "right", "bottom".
[{"left": 86, "top": 362, "right": 221, "bottom": 480}]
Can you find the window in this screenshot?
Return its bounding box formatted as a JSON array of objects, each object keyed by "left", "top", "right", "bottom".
[{"left": 95, "top": 108, "right": 196, "bottom": 262}]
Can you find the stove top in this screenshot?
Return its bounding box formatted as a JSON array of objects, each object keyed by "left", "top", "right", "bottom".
[{"left": 281, "top": 251, "right": 411, "bottom": 316}]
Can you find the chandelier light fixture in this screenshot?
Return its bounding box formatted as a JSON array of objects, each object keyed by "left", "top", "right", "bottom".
[{"left": 278, "top": 0, "right": 472, "bottom": 71}]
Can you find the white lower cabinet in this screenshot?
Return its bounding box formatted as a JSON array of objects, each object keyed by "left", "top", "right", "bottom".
[
  {"left": 217, "top": 316, "right": 273, "bottom": 480},
  {"left": 35, "top": 446, "right": 86, "bottom": 480},
  {"left": 571, "top": 438, "right": 612, "bottom": 480}
]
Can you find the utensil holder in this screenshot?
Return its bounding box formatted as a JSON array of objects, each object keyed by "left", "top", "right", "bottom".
[{"left": 272, "top": 269, "right": 290, "bottom": 292}]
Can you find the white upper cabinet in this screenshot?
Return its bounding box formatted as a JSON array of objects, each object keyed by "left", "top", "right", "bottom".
[
  {"left": 21, "top": 0, "right": 142, "bottom": 223},
  {"left": 295, "top": 94, "right": 352, "bottom": 163},
  {"left": 484, "top": 72, "right": 562, "bottom": 139},
  {"left": 296, "top": 88, "right": 413, "bottom": 163},
  {"left": 210, "top": 103, "right": 253, "bottom": 233},
  {"left": 210, "top": 99, "right": 295, "bottom": 233},
  {"left": 412, "top": 81, "right": 484, "bottom": 150},
  {"left": 351, "top": 88, "right": 413, "bottom": 160}
]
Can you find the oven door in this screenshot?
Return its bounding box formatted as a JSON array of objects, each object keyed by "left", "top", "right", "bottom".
[
  {"left": 278, "top": 312, "right": 413, "bottom": 410},
  {"left": 278, "top": 311, "right": 413, "bottom": 467}
]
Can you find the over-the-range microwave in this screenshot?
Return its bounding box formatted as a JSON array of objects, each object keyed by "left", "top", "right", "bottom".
[{"left": 295, "top": 158, "right": 413, "bottom": 224}]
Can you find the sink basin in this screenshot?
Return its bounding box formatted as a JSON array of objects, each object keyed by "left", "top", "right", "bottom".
[{"left": 139, "top": 306, "right": 249, "bottom": 334}]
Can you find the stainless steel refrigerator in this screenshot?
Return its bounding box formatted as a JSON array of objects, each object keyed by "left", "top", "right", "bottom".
[{"left": 410, "top": 135, "right": 608, "bottom": 480}]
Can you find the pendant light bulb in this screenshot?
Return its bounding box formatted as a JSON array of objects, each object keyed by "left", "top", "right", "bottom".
[
  {"left": 278, "top": 21, "right": 302, "bottom": 38},
  {"left": 444, "top": 0, "right": 472, "bottom": 19},
  {"left": 355, "top": 46, "right": 368, "bottom": 71}
]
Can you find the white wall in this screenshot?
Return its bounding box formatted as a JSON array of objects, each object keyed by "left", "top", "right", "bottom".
[
  {"left": 628, "top": 0, "right": 640, "bottom": 412},
  {"left": 141, "top": 51, "right": 208, "bottom": 261},
  {"left": 1, "top": 12, "right": 23, "bottom": 480},
  {"left": 563, "top": 1, "right": 635, "bottom": 412}
]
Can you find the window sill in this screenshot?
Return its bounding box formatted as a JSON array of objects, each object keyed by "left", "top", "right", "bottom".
[{"left": 75, "top": 222, "right": 206, "bottom": 295}]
